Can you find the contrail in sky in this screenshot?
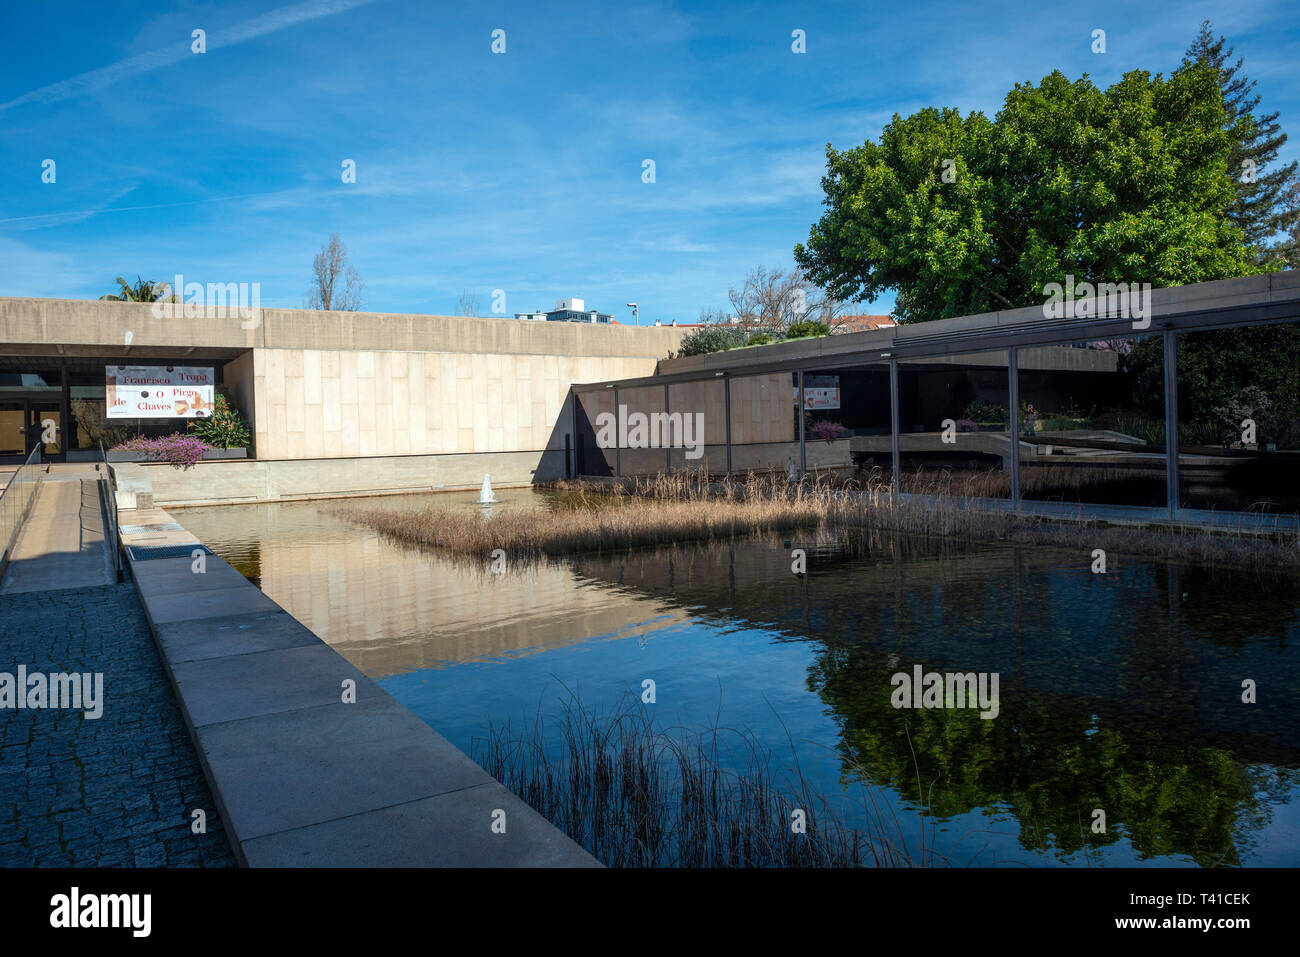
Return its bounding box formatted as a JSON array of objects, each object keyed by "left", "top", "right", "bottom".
[{"left": 0, "top": 0, "right": 382, "bottom": 113}]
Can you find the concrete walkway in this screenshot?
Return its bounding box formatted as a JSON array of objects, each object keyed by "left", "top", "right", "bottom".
[
  {"left": 1, "top": 467, "right": 116, "bottom": 595},
  {"left": 119, "top": 503, "right": 599, "bottom": 867}
]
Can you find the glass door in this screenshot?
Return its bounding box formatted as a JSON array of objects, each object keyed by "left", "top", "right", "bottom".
[
  {"left": 0, "top": 399, "right": 65, "bottom": 462},
  {"left": 28, "top": 402, "right": 63, "bottom": 459},
  {"left": 0, "top": 402, "right": 25, "bottom": 459}
]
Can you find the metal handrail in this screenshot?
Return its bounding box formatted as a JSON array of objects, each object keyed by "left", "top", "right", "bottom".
[
  {"left": 98, "top": 439, "right": 124, "bottom": 581},
  {"left": 0, "top": 442, "right": 44, "bottom": 582}
]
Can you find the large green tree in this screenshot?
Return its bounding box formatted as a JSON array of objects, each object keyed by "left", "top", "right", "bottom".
[
  {"left": 795, "top": 63, "right": 1267, "bottom": 323},
  {"left": 1185, "top": 20, "right": 1299, "bottom": 258}
]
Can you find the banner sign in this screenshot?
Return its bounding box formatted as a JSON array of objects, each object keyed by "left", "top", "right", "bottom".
[
  {"left": 796, "top": 376, "right": 841, "bottom": 410},
  {"left": 106, "top": 366, "right": 215, "bottom": 418}
]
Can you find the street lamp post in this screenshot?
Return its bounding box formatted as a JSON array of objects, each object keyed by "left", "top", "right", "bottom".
[{"left": 626, "top": 302, "right": 638, "bottom": 326}]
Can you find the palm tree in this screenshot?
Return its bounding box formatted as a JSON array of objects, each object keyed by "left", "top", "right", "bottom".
[{"left": 99, "top": 275, "right": 176, "bottom": 303}]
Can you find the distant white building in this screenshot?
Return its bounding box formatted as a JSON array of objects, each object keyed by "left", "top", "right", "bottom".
[{"left": 515, "top": 297, "right": 613, "bottom": 324}]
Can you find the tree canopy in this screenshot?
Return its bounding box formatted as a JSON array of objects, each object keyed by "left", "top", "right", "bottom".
[
  {"left": 795, "top": 63, "right": 1269, "bottom": 323},
  {"left": 1185, "top": 20, "right": 1299, "bottom": 257}
]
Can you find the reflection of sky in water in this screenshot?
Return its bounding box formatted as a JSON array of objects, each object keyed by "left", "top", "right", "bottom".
[{"left": 181, "top": 490, "right": 1300, "bottom": 868}]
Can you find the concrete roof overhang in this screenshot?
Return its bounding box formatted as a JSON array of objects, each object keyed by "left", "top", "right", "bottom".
[{"left": 573, "top": 271, "right": 1300, "bottom": 392}]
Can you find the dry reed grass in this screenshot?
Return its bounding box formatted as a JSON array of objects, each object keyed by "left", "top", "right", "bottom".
[
  {"left": 338, "top": 466, "right": 1300, "bottom": 573},
  {"left": 475, "top": 690, "right": 949, "bottom": 867},
  {"left": 346, "top": 469, "right": 832, "bottom": 561},
  {"left": 843, "top": 467, "right": 1300, "bottom": 572}
]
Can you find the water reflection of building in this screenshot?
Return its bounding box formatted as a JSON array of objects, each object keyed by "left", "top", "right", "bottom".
[{"left": 178, "top": 500, "right": 691, "bottom": 678}]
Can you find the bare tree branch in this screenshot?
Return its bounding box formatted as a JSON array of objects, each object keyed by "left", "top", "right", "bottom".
[
  {"left": 305, "top": 232, "right": 365, "bottom": 311},
  {"left": 725, "top": 265, "right": 851, "bottom": 333}
]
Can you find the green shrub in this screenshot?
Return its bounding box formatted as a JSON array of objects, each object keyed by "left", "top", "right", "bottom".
[
  {"left": 188, "top": 390, "right": 251, "bottom": 449},
  {"left": 962, "top": 400, "right": 1007, "bottom": 424},
  {"left": 1038, "top": 414, "right": 1087, "bottom": 432},
  {"left": 673, "top": 325, "right": 784, "bottom": 357},
  {"left": 674, "top": 325, "right": 750, "bottom": 357},
  {"left": 786, "top": 319, "right": 829, "bottom": 339}
]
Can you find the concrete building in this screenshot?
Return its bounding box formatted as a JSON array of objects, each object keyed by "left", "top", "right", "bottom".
[
  {"left": 514, "top": 298, "right": 613, "bottom": 324},
  {"left": 6, "top": 271, "right": 1298, "bottom": 521},
  {"left": 0, "top": 297, "right": 686, "bottom": 503}
]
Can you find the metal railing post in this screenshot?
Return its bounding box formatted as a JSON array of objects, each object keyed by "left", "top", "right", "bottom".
[
  {"left": 1163, "top": 330, "right": 1179, "bottom": 520},
  {"left": 612, "top": 386, "right": 621, "bottom": 477},
  {"left": 1008, "top": 346, "right": 1021, "bottom": 509},
  {"left": 723, "top": 376, "right": 732, "bottom": 477},
  {"left": 664, "top": 383, "right": 671, "bottom": 475},
  {"left": 797, "top": 370, "right": 806, "bottom": 478},
  {"left": 98, "top": 439, "right": 123, "bottom": 581},
  {"left": 889, "top": 359, "right": 901, "bottom": 496}
]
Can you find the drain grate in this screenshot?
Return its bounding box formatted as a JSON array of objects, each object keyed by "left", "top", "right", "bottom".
[{"left": 127, "top": 543, "right": 214, "bottom": 561}]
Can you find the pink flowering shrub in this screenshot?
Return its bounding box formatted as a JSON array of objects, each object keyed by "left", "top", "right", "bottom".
[
  {"left": 811, "top": 420, "right": 848, "bottom": 443},
  {"left": 111, "top": 433, "right": 212, "bottom": 470}
]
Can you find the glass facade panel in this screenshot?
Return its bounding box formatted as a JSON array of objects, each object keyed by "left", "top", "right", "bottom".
[
  {"left": 1176, "top": 323, "right": 1300, "bottom": 514},
  {"left": 898, "top": 350, "right": 1011, "bottom": 499},
  {"left": 1019, "top": 337, "right": 1166, "bottom": 508},
  {"left": 0, "top": 355, "right": 233, "bottom": 460},
  {"left": 800, "top": 363, "right": 891, "bottom": 487}
]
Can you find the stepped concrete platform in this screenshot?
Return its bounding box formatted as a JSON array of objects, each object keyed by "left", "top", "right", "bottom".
[
  {"left": 109, "top": 462, "right": 154, "bottom": 509},
  {"left": 119, "top": 505, "right": 598, "bottom": 867}
]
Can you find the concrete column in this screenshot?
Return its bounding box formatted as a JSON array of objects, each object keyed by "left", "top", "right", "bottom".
[{"left": 613, "top": 386, "right": 621, "bottom": 477}]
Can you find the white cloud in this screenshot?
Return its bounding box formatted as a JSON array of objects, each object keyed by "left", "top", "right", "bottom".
[{"left": 0, "top": 238, "right": 88, "bottom": 296}]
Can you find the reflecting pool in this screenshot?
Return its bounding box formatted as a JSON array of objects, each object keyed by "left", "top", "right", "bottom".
[{"left": 177, "top": 490, "right": 1300, "bottom": 867}]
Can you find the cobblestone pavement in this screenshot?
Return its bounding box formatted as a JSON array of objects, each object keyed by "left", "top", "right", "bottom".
[{"left": 0, "top": 583, "right": 235, "bottom": 867}]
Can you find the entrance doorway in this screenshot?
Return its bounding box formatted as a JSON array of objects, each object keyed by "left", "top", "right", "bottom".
[{"left": 0, "top": 399, "right": 64, "bottom": 462}]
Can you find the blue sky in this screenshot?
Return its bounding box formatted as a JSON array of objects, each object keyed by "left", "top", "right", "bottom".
[{"left": 1, "top": 0, "right": 1297, "bottom": 323}]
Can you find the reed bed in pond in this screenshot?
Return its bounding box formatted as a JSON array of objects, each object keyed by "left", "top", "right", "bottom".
[
  {"left": 338, "top": 467, "right": 1300, "bottom": 573},
  {"left": 346, "top": 470, "right": 839, "bottom": 560},
  {"left": 473, "top": 692, "right": 946, "bottom": 867},
  {"left": 842, "top": 469, "right": 1300, "bottom": 572}
]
